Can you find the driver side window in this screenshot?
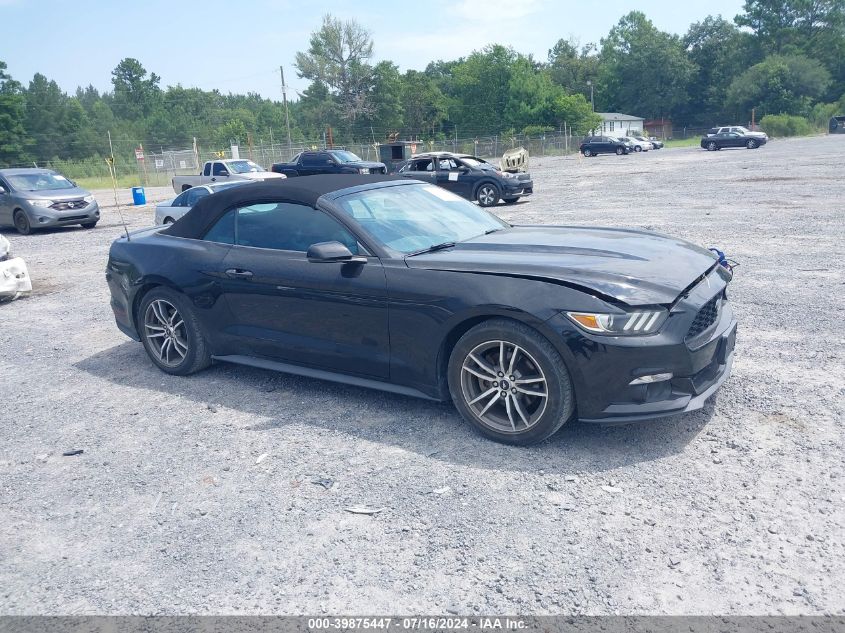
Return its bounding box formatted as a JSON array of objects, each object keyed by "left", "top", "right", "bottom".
[
  {"left": 203, "top": 202, "right": 359, "bottom": 254},
  {"left": 212, "top": 162, "right": 228, "bottom": 176}
]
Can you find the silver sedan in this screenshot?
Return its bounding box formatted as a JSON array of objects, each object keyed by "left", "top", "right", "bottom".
[{"left": 154, "top": 180, "right": 252, "bottom": 225}]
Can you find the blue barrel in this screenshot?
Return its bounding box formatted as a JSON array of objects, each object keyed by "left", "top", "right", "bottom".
[{"left": 131, "top": 186, "right": 146, "bottom": 205}]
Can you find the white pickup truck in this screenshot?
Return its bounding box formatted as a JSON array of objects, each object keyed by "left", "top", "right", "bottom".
[{"left": 171, "top": 159, "right": 285, "bottom": 193}]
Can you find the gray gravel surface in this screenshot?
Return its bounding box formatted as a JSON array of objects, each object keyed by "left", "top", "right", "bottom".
[{"left": 1, "top": 136, "right": 843, "bottom": 615}]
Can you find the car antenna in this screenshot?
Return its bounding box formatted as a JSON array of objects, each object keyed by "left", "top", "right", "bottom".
[{"left": 106, "top": 131, "right": 130, "bottom": 241}]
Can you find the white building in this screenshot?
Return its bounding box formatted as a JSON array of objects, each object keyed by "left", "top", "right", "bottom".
[{"left": 596, "top": 112, "right": 645, "bottom": 136}]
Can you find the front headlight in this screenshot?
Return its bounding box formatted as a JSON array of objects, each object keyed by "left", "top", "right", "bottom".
[
  {"left": 30, "top": 199, "right": 54, "bottom": 208},
  {"left": 84, "top": 195, "right": 94, "bottom": 203},
  {"left": 566, "top": 309, "right": 668, "bottom": 335}
]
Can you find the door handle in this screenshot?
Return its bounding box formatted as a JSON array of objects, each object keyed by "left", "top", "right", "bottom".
[{"left": 225, "top": 268, "right": 254, "bottom": 279}]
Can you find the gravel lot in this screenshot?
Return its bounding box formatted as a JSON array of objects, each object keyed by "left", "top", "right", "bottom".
[{"left": 1, "top": 136, "right": 843, "bottom": 616}]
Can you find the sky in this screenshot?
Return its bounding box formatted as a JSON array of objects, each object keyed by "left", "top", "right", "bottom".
[{"left": 1, "top": 0, "right": 747, "bottom": 102}]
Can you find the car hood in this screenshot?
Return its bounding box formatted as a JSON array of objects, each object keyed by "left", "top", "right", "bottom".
[
  {"left": 404, "top": 226, "right": 719, "bottom": 306},
  {"left": 20, "top": 186, "right": 90, "bottom": 201}
]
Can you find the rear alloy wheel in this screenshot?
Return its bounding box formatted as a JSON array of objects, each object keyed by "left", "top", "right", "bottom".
[
  {"left": 707, "top": 141, "right": 718, "bottom": 151},
  {"left": 476, "top": 184, "right": 500, "bottom": 207},
  {"left": 13, "top": 210, "right": 32, "bottom": 235},
  {"left": 448, "top": 319, "right": 575, "bottom": 445},
  {"left": 139, "top": 287, "right": 211, "bottom": 376},
  {"left": 634, "top": 145, "right": 642, "bottom": 152},
  {"left": 616, "top": 147, "right": 624, "bottom": 155},
  {"left": 583, "top": 148, "right": 593, "bottom": 157},
  {"left": 746, "top": 139, "right": 758, "bottom": 149}
]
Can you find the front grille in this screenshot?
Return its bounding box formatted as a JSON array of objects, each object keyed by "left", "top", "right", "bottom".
[
  {"left": 51, "top": 199, "right": 87, "bottom": 211},
  {"left": 687, "top": 294, "right": 720, "bottom": 339},
  {"left": 57, "top": 215, "right": 88, "bottom": 222}
]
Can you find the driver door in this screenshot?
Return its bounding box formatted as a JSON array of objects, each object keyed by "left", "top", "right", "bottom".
[
  {"left": 210, "top": 161, "right": 230, "bottom": 183},
  {"left": 207, "top": 201, "right": 391, "bottom": 379},
  {"left": 435, "top": 156, "right": 472, "bottom": 198}
]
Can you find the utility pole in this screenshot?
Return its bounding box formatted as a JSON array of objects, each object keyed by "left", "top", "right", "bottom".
[
  {"left": 279, "top": 65, "right": 293, "bottom": 158},
  {"left": 587, "top": 81, "right": 594, "bottom": 111}
]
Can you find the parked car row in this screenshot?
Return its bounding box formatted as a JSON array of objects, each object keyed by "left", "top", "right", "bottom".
[{"left": 579, "top": 134, "right": 663, "bottom": 157}]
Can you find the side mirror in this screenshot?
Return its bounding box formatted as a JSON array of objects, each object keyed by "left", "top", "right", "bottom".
[
  {"left": 0, "top": 186, "right": 6, "bottom": 195},
  {"left": 307, "top": 241, "right": 367, "bottom": 264},
  {"left": 458, "top": 166, "right": 470, "bottom": 173}
]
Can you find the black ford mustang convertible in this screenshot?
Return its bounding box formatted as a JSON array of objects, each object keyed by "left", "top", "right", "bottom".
[{"left": 106, "top": 175, "right": 737, "bottom": 445}]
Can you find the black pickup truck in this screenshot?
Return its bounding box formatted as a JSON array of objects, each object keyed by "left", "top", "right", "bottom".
[{"left": 271, "top": 150, "right": 386, "bottom": 177}]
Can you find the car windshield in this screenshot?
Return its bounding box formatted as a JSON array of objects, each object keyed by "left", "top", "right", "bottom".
[
  {"left": 459, "top": 156, "right": 494, "bottom": 170},
  {"left": 6, "top": 171, "right": 76, "bottom": 192},
  {"left": 336, "top": 184, "right": 508, "bottom": 254},
  {"left": 329, "top": 150, "right": 363, "bottom": 163},
  {"left": 227, "top": 160, "right": 264, "bottom": 174}
]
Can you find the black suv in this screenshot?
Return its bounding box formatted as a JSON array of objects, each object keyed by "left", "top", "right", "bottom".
[
  {"left": 579, "top": 136, "right": 632, "bottom": 157},
  {"left": 271, "top": 150, "right": 386, "bottom": 177},
  {"left": 396, "top": 152, "right": 533, "bottom": 206}
]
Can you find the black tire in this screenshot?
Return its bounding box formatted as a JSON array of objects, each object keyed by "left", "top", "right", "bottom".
[
  {"left": 163, "top": 217, "right": 175, "bottom": 225},
  {"left": 616, "top": 147, "right": 624, "bottom": 155},
  {"left": 503, "top": 197, "right": 519, "bottom": 205},
  {"left": 137, "top": 286, "right": 212, "bottom": 376},
  {"left": 13, "top": 210, "right": 32, "bottom": 235},
  {"left": 80, "top": 221, "right": 97, "bottom": 229},
  {"left": 181, "top": 185, "right": 191, "bottom": 192},
  {"left": 583, "top": 148, "right": 593, "bottom": 157},
  {"left": 476, "top": 183, "right": 500, "bottom": 207},
  {"left": 447, "top": 318, "right": 575, "bottom": 445},
  {"left": 707, "top": 141, "right": 718, "bottom": 151},
  {"left": 634, "top": 145, "right": 642, "bottom": 152},
  {"left": 746, "top": 139, "right": 758, "bottom": 149}
]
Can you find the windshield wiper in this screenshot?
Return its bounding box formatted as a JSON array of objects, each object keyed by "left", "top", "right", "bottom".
[
  {"left": 406, "top": 241, "right": 457, "bottom": 257},
  {"left": 484, "top": 227, "right": 504, "bottom": 235}
]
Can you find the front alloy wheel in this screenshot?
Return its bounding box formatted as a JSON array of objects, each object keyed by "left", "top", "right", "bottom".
[
  {"left": 616, "top": 147, "right": 624, "bottom": 155},
  {"left": 448, "top": 319, "right": 574, "bottom": 445},
  {"left": 707, "top": 141, "right": 718, "bottom": 151},
  {"left": 14, "top": 210, "right": 32, "bottom": 235},
  {"left": 746, "top": 139, "right": 758, "bottom": 149},
  {"left": 460, "top": 340, "right": 549, "bottom": 433},
  {"left": 476, "top": 184, "right": 499, "bottom": 207}
]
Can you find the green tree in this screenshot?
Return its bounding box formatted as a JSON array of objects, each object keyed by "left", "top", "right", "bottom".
[
  {"left": 726, "top": 54, "right": 831, "bottom": 117},
  {"left": 360, "top": 61, "right": 404, "bottom": 138},
  {"left": 449, "top": 45, "right": 520, "bottom": 133},
  {"left": 110, "top": 58, "right": 161, "bottom": 120},
  {"left": 683, "top": 16, "right": 753, "bottom": 124},
  {"left": 547, "top": 38, "right": 600, "bottom": 101},
  {"left": 401, "top": 70, "right": 447, "bottom": 137},
  {"left": 0, "top": 61, "right": 29, "bottom": 165},
  {"left": 503, "top": 58, "right": 562, "bottom": 130},
  {"left": 551, "top": 93, "right": 602, "bottom": 134},
  {"left": 295, "top": 14, "right": 375, "bottom": 128},
  {"left": 598, "top": 12, "right": 697, "bottom": 118},
  {"left": 736, "top": 0, "right": 845, "bottom": 98}
]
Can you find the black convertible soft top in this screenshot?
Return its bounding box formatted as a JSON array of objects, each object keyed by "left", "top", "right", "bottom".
[{"left": 163, "top": 174, "right": 406, "bottom": 239}]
